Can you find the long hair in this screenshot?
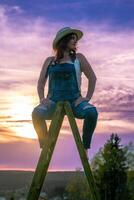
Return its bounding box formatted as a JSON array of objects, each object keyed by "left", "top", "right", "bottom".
[{"left": 53, "top": 33, "right": 78, "bottom": 64}]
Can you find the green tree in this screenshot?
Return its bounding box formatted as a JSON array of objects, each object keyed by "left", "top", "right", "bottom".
[
  {"left": 123, "top": 141, "right": 134, "bottom": 171},
  {"left": 92, "top": 133, "right": 129, "bottom": 200},
  {"left": 90, "top": 146, "right": 104, "bottom": 171},
  {"left": 127, "top": 170, "right": 134, "bottom": 200},
  {"left": 123, "top": 141, "right": 134, "bottom": 200},
  {"left": 65, "top": 168, "right": 91, "bottom": 200}
]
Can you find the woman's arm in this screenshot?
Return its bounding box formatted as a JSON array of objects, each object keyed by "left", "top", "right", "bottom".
[
  {"left": 37, "top": 56, "right": 54, "bottom": 102},
  {"left": 77, "top": 53, "right": 97, "bottom": 101}
]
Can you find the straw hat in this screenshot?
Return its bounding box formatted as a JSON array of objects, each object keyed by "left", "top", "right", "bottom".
[{"left": 53, "top": 26, "right": 83, "bottom": 49}]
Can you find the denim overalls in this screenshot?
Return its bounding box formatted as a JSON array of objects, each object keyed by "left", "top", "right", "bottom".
[
  {"left": 46, "top": 61, "right": 81, "bottom": 102},
  {"left": 32, "top": 58, "right": 98, "bottom": 149}
]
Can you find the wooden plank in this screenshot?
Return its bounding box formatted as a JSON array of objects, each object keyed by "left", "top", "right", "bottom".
[
  {"left": 26, "top": 101, "right": 65, "bottom": 200},
  {"left": 64, "top": 101, "right": 100, "bottom": 200}
]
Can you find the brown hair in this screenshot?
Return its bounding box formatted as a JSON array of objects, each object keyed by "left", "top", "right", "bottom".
[{"left": 53, "top": 33, "right": 78, "bottom": 64}]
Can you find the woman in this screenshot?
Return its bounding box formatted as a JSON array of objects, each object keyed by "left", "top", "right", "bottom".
[{"left": 32, "top": 27, "right": 98, "bottom": 160}]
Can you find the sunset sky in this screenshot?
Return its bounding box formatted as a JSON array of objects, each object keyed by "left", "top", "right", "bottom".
[{"left": 0, "top": 0, "right": 134, "bottom": 171}]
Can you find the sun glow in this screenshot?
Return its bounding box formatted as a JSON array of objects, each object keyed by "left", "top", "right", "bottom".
[
  {"left": 9, "top": 122, "right": 37, "bottom": 139},
  {"left": 8, "top": 95, "right": 33, "bottom": 120},
  {"left": 7, "top": 95, "right": 37, "bottom": 139}
]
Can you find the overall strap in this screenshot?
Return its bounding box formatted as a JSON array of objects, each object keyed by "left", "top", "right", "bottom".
[{"left": 45, "top": 57, "right": 55, "bottom": 79}]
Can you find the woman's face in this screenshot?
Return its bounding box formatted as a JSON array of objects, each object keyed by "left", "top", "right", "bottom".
[{"left": 66, "top": 34, "right": 78, "bottom": 51}]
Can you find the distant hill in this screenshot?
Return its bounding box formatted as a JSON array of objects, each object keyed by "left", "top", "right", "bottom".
[{"left": 0, "top": 170, "right": 85, "bottom": 194}]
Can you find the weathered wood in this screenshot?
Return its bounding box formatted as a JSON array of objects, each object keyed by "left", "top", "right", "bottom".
[
  {"left": 26, "top": 101, "right": 65, "bottom": 200},
  {"left": 26, "top": 101, "right": 100, "bottom": 200},
  {"left": 64, "top": 101, "right": 100, "bottom": 200}
]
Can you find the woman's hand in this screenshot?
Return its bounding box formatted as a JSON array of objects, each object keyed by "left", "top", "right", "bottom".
[
  {"left": 40, "top": 97, "right": 52, "bottom": 107},
  {"left": 74, "top": 96, "right": 89, "bottom": 107}
]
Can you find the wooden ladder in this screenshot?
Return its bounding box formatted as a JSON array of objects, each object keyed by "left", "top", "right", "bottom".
[{"left": 26, "top": 101, "right": 100, "bottom": 200}]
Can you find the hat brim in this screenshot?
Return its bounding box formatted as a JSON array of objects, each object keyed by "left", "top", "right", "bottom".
[{"left": 53, "top": 28, "right": 83, "bottom": 49}]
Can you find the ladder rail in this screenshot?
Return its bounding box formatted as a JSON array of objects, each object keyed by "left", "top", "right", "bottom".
[
  {"left": 26, "top": 101, "right": 65, "bottom": 200},
  {"left": 64, "top": 101, "right": 100, "bottom": 200}
]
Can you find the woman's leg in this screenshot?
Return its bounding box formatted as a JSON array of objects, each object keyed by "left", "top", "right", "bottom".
[
  {"left": 72, "top": 101, "right": 99, "bottom": 150},
  {"left": 31, "top": 101, "right": 56, "bottom": 148},
  {"left": 82, "top": 106, "right": 98, "bottom": 149}
]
